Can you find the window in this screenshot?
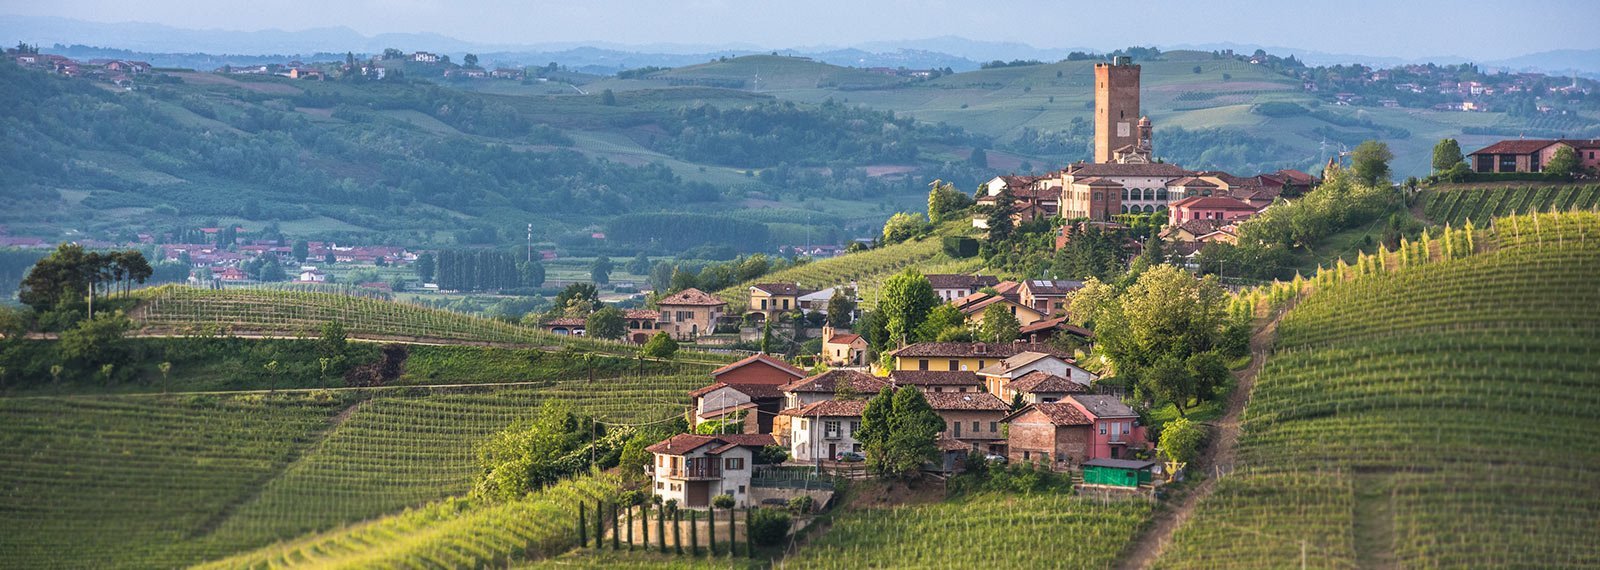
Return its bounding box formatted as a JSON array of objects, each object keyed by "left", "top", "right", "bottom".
[
  {"left": 1100, "top": 424, "right": 1108, "bottom": 435},
  {"left": 852, "top": 443, "right": 862, "bottom": 452},
  {"left": 656, "top": 481, "right": 664, "bottom": 489},
  {"left": 971, "top": 421, "right": 980, "bottom": 432},
  {"left": 1023, "top": 451, "right": 1031, "bottom": 460},
  {"left": 948, "top": 359, "right": 959, "bottom": 370},
  {"left": 672, "top": 483, "right": 682, "bottom": 492},
  {"left": 978, "top": 361, "right": 986, "bottom": 369},
  {"left": 990, "top": 421, "right": 998, "bottom": 432},
  {"left": 824, "top": 420, "right": 840, "bottom": 435},
  {"left": 919, "top": 359, "right": 930, "bottom": 371},
  {"left": 850, "top": 421, "right": 860, "bottom": 433},
  {"left": 658, "top": 456, "right": 664, "bottom": 467},
  {"left": 760, "top": 299, "right": 768, "bottom": 309},
  {"left": 738, "top": 485, "right": 746, "bottom": 494},
  {"left": 800, "top": 419, "right": 808, "bottom": 430},
  {"left": 725, "top": 457, "right": 745, "bottom": 470},
  {"left": 782, "top": 299, "right": 790, "bottom": 310}
]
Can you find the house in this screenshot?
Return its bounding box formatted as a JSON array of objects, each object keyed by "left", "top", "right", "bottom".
[
  {"left": 797, "top": 286, "right": 851, "bottom": 314},
  {"left": 888, "top": 370, "right": 984, "bottom": 393},
  {"left": 690, "top": 382, "right": 784, "bottom": 434},
  {"left": 1063, "top": 395, "right": 1147, "bottom": 460},
  {"left": 781, "top": 400, "right": 867, "bottom": 462},
  {"left": 747, "top": 283, "right": 812, "bottom": 321},
  {"left": 1082, "top": 458, "right": 1156, "bottom": 489},
  {"left": 926, "top": 274, "right": 1000, "bottom": 302},
  {"left": 1005, "top": 371, "right": 1089, "bottom": 404},
  {"left": 1166, "top": 196, "right": 1259, "bottom": 227},
  {"left": 952, "top": 292, "right": 1047, "bottom": 328},
  {"left": 889, "top": 342, "right": 1071, "bottom": 373},
  {"left": 647, "top": 433, "right": 776, "bottom": 508},
  {"left": 1018, "top": 316, "right": 1093, "bottom": 345},
  {"left": 1002, "top": 402, "right": 1093, "bottom": 470},
  {"left": 820, "top": 325, "right": 869, "bottom": 366},
  {"left": 213, "top": 267, "right": 248, "bottom": 281},
  {"left": 1054, "top": 162, "right": 1193, "bottom": 220},
  {"left": 295, "top": 269, "right": 327, "bottom": 283},
  {"left": 623, "top": 309, "right": 671, "bottom": 344},
  {"left": 657, "top": 288, "right": 726, "bottom": 339},
  {"left": 412, "top": 51, "right": 440, "bottom": 63},
  {"left": 976, "top": 352, "right": 1097, "bottom": 402},
  {"left": 974, "top": 175, "right": 1058, "bottom": 228},
  {"left": 779, "top": 369, "right": 888, "bottom": 409},
  {"left": 1160, "top": 218, "right": 1234, "bottom": 244},
  {"left": 923, "top": 391, "right": 1011, "bottom": 453},
  {"left": 1016, "top": 280, "right": 1083, "bottom": 315},
  {"left": 710, "top": 353, "right": 809, "bottom": 386},
  {"left": 1467, "top": 139, "right": 1600, "bottom": 173},
  {"left": 541, "top": 317, "right": 586, "bottom": 336}
]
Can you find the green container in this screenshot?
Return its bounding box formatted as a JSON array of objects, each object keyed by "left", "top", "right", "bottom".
[{"left": 1082, "top": 460, "right": 1153, "bottom": 488}]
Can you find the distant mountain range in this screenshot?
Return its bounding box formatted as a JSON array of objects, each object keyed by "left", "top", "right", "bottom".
[{"left": 4, "top": 14, "right": 1598, "bottom": 77}]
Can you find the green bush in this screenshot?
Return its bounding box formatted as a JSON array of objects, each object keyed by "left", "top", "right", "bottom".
[
  {"left": 941, "top": 236, "right": 979, "bottom": 258},
  {"left": 747, "top": 507, "right": 792, "bottom": 546}
]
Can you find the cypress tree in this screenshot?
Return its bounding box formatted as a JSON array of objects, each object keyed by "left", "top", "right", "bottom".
[
  {"left": 708, "top": 506, "right": 717, "bottom": 555},
  {"left": 673, "top": 510, "right": 683, "bottom": 555},
  {"left": 578, "top": 502, "right": 588, "bottom": 548},
  {"left": 612, "top": 503, "right": 620, "bottom": 550},
  {"left": 627, "top": 505, "right": 635, "bottom": 551},
  {"left": 595, "top": 500, "right": 604, "bottom": 550},
  {"left": 744, "top": 507, "right": 754, "bottom": 556},
  {"left": 657, "top": 504, "right": 666, "bottom": 553},
  {"left": 689, "top": 510, "right": 699, "bottom": 556}
]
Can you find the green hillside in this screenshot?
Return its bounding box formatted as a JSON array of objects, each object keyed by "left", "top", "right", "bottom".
[
  {"left": 1422, "top": 183, "right": 1600, "bottom": 227},
  {"left": 1155, "top": 211, "right": 1600, "bottom": 568},
  {"left": 0, "top": 375, "right": 706, "bottom": 569}
]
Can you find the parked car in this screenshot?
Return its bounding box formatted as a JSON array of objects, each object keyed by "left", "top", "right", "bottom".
[
  {"left": 983, "top": 454, "right": 1008, "bottom": 464},
  {"left": 835, "top": 451, "right": 865, "bottom": 462}
]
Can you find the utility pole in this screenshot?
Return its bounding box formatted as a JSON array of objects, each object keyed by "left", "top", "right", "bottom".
[{"left": 527, "top": 223, "right": 533, "bottom": 263}]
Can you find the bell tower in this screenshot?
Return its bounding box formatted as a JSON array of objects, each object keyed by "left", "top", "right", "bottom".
[{"left": 1094, "top": 56, "right": 1141, "bottom": 163}]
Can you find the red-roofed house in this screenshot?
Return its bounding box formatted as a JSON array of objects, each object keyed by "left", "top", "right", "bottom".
[
  {"left": 1002, "top": 402, "right": 1093, "bottom": 469},
  {"left": 1166, "top": 196, "right": 1260, "bottom": 227},
  {"left": 647, "top": 433, "right": 776, "bottom": 508},
  {"left": 779, "top": 370, "right": 889, "bottom": 409},
  {"left": 923, "top": 391, "right": 1011, "bottom": 452},
  {"left": 691, "top": 382, "right": 785, "bottom": 434},
  {"left": 623, "top": 309, "right": 670, "bottom": 344},
  {"left": 820, "top": 325, "right": 869, "bottom": 366},
  {"left": 657, "top": 288, "right": 726, "bottom": 339},
  {"left": 976, "top": 351, "right": 1096, "bottom": 403},
  {"left": 780, "top": 399, "right": 867, "bottom": 462},
  {"left": 711, "top": 353, "right": 808, "bottom": 386},
  {"left": 1468, "top": 139, "right": 1600, "bottom": 173}
]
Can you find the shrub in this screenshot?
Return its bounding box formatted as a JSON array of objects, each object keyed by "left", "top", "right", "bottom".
[
  {"left": 712, "top": 494, "right": 736, "bottom": 509},
  {"left": 641, "top": 331, "right": 679, "bottom": 358},
  {"left": 747, "top": 508, "right": 792, "bottom": 546},
  {"left": 786, "top": 495, "right": 815, "bottom": 514}
]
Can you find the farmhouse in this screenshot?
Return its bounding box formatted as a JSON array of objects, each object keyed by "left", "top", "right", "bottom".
[
  {"left": 781, "top": 400, "right": 866, "bottom": 462},
  {"left": 820, "top": 325, "right": 869, "bottom": 366},
  {"left": 709, "top": 353, "right": 808, "bottom": 386},
  {"left": 976, "top": 352, "right": 1096, "bottom": 402},
  {"left": 747, "top": 282, "right": 812, "bottom": 321},
  {"left": 779, "top": 370, "right": 888, "bottom": 409},
  {"left": 1015, "top": 279, "right": 1083, "bottom": 315},
  {"left": 690, "top": 382, "right": 783, "bottom": 434},
  {"left": 923, "top": 391, "right": 1011, "bottom": 453},
  {"left": 647, "top": 433, "right": 775, "bottom": 508},
  {"left": 656, "top": 287, "right": 726, "bottom": 339},
  {"left": 1066, "top": 395, "right": 1147, "bottom": 460},
  {"left": 926, "top": 273, "right": 1001, "bottom": 302},
  {"left": 1017, "top": 316, "right": 1093, "bottom": 345},
  {"left": 1166, "top": 196, "right": 1260, "bottom": 227},
  {"left": 622, "top": 309, "right": 669, "bottom": 344},
  {"left": 540, "top": 317, "right": 585, "bottom": 336},
  {"left": 1005, "top": 370, "right": 1090, "bottom": 404},
  {"left": 1467, "top": 139, "right": 1600, "bottom": 173},
  {"left": 1002, "top": 402, "right": 1092, "bottom": 470},
  {"left": 952, "top": 292, "right": 1047, "bottom": 328},
  {"left": 889, "top": 342, "right": 1071, "bottom": 373}
]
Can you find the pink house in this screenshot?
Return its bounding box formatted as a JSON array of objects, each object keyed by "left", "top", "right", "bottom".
[
  {"left": 1167, "top": 196, "right": 1259, "bottom": 227},
  {"left": 1064, "top": 395, "right": 1147, "bottom": 460}
]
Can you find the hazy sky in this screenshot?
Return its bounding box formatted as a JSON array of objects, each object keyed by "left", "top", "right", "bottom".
[{"left": 7, "top": 0, "right": 1598, "bottom": 59}]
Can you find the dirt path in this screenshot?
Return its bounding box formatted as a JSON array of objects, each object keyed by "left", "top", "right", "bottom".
[{"left": 1115, "top": 300, "right": 1295, "bottom": 570}]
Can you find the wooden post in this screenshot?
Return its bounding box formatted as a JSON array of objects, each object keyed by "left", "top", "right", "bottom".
[{"left": 577, "top": 502, "right": 588, "bottom": 548}]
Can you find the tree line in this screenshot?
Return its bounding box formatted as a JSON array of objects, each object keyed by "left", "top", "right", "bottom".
[{"left": 433, "top": 249, "right": 544, "bottom": 292}]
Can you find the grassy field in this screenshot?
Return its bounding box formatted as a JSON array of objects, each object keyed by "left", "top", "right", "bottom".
[
  {"left": 0, "top": 373, "right": 707, "bottom": 569},
  {"left": 1154, "top": 211, "right": 1600, "bottom": 569}
]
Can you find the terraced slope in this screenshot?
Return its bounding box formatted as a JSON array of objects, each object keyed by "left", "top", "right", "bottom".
[
  {"left": 1422, "top": 184, "right": 1600, "bottom": 227},
  {"left": 0, "top": 374, "right": 706, "bottom": 569},
  {"left": 1154, "top": 212, "right": 1600, "bottom": 569}
]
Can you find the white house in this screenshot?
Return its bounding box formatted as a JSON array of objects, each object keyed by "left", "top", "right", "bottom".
[
  {"left": 646, "top": 433, "right": 775, "bottom": 509},
  {"left": 688, "top": 382, "right": 782, "bottom": 433},
  {"left": 780, "top": 399, "right": 867, "bottom": 462},
  {"left": 296, "top": 269, "right": 327, "bottom": 283},
  {"left": 977, "top": 352, "right": 1097, "bottom": 403}
]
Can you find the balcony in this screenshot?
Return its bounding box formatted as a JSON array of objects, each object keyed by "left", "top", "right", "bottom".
[{"left": 659, "top": 464, "right": 722, "bottom": 480}]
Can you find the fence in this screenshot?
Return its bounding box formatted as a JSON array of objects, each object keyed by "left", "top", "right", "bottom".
[{"left": 752, "top": 465, "right": 838, "bottom": 490}]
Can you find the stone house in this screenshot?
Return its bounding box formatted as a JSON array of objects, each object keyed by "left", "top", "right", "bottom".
[{"left": 657, "top": 288, "right": 726, "bottom": 339}]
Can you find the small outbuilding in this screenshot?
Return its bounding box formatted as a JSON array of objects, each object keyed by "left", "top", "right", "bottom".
[{"left": 1081, "top": 458, "right": 1155, "bottom": 488}]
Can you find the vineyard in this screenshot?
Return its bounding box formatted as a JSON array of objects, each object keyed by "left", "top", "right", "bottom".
[
  {"left": 1421, "top": 184, "right": 1600, "bottom": 228},
  {"left": 714, "top": 224, "right": 981, "bottom": 311},
  {"left": 131, "top": 285, "right": 735, "bottom": 363},
  {"left": 1155, "top": 212, "right": 1600, "bottom": 569},
  {"left": 0, "top": 374, "right": 707, "bottom": 569},
  {"left": 784, "top": 493, "right": 1152, "bottom": 568}
]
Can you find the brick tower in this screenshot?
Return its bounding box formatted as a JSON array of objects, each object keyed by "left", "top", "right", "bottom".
[{"left": 1094, "top": 56, "right": 1141, "bottom": 163}]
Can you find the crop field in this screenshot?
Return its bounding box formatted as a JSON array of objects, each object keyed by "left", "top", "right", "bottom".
[
  {"left": 1423, "top": 184, "right": 1600, "bottom": 227},
  {"left": 714, "top": 225, "right": 977, "bottom": 310},
  {"left": 0, "top": 374, "right": 707, "bottom": 569},
  {"left": 131, "top": 285, "right": 734, "bottom": 363},
  {"left": 785, "top": 493, "right": 1152, "bottom": 568},
  {"left": 1155, "top": 212, "right": 1600, "bottom": 569}
]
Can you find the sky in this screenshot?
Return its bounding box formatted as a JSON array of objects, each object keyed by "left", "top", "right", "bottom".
[{"left": 5, "top": 0, "right": 1599, "bottom": 60}]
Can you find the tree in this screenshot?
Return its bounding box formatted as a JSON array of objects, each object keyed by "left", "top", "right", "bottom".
[
  {"left": 519, "top": 260, "right": 546, "bottom": 288},
  {"left": 18, "top": 243, "right": 92, "bottom": 312},
  {"left": 825, "top": 288, "right": 856, "bottom": 328},
  {"left": 881, "top": 212, "right": 926, "bottom": 245},
  {"left": 878, "top": 269, "right": 938, "bottom": 348},
  {"left": 555, "top": 283, "right": 601, "bottom": 313},
  {"left": 642, "top": 331, "right": 679, "bottom": 358},
  {"left": 317, "top": 321, "right": 348, "bottom": 360},
  {"left": 601, "top": 89, "right": 617, "bottom": 106},
  {"left": 463, "top": 53, "right": 479, "bottom": 68},
  {"left": 746, "top": 508, "right": 791, "bottom": 547},
  {"left": 416, "top": 252, "right": 436, "bottom": 282},
  {"left": 1546, "top": 145, "right": 1581, "bottom": 179},
  {"left": 983, "top": 188, "right": 1017, "bottom": 242},
  {"left": 926, "top": 179, "right": 974, "bottom": 224},
  {"left": 586, "top": 306, "right": 626, "bottom": 340},
  {"left": 759, "top": 319, "right": 774, "bottom": 353},
  {"left": 1431, "top": 138, "right": 1465, "bottom": 173},
  {"left": 913, "top": 303, "right": 966, "bottom": 342},
  {"left": 292, "top": 240, "right": 310, "bottom": 263},
  {"left": 626, "top": 252, "right": 652, "bottom": 275},
  {"left": 590, "top": 256, "right": 613, "bottom": 285},
  {"left": 967, "top": 147, "right": 988, "bottom": 168},
  {"left": 324, "top": 253, "right": 337, "bottom": 265},
  {"left": 855, "top": 387, "right": 895, "bottom": 471},
  {"left": 1077, "top": 266, "right": 1229, "bottom": 413},
  {"left": 879, "top": 387, "right": 946, "bottom": 478},
  {"left": 977, "top": 303, "right": 1021, "bottom": 343},
  {"left": 1158, "top": 416, "right": 1205, "bottom": 465},
  {"left": 1350, "top": 140, "right": 1394, "bottom": 187},
  {"left": 58, "top": 310, "right": 132, "bottom": 372}
]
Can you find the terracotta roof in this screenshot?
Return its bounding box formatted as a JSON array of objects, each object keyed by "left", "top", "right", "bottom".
[
  {"left": 1004, "top": 402, "right": 1093, "bottom": 426},
  {"left": 826, "top": 333, "right": 864, "bottom": 345},
  {"left": 780, "top": 399, "right": 868, "bottom": 417},
  {"left": 1008, "top": 371, "right": 1087, "bottom": 394},
  {"left": 1019, "top": 316, "right": 1094, "bottom": 338},
  {"left": 925, "top": 274, "right": 1001, "bottom": 290},
  {"left": 1169, "top": 196, "right": 1259, "bottom": 211},
  {"left": 977, "top": 352, "right": 1066, "bottom": 376},
  {"left": 623, "top": 309, "right": 660, "bottom": 320},
  {"left": 689, "top": 381, "right": 784, "bottom": 399},
  {"left": 935, "top": 437, "right": 972, "bottom": 452},
  {"left": 710, "top": 353, "right": 808, "bottom": 379},
  {"left": 1066, "top": 162, "right": 1191, "bottom": 177},
  {"left": 658, "top": 287, "right": 726, "bottom": 307},
  {"left": 779, "top": 370, "right": 889, "bottom": 394},
  {"left": 923, "top": 391, "right": 1010, "bottom": 411},
  {"left": 544, "top": 317, "right": 586, "bottom": 326},
  {"left": 956, "top": 294, "right": 1022, "bottom": 316},
  {"left": 991, "top": 281, "right": 1022, "bottom": 295},
  {"left": 1166, "top": 218, "right": 1232, "bottom": 238},
  {"left": 1075, "top": 176, "right": 1124, "bottom": 187},
  {"left": 1469, "top": 139, "right": 1560, "bottom": 155},
  {"left": 645, "top": 433, "right": 777, "bottom": 455},
  {"left": 1068, "top": 394, "right": 1138, "bottom": 419},
  {"left": 1166, "top": 176, "right": 1217, "bottom": 187},
  {"left": 751, "top": 283, "right": 810, "bottom": 296},
  {"left": 889, "top": 370, "right": 983, "bottom": 386},
  {"left": 1275, "top": 169, "right": 1317, "bottom": 184},
  {"left": 1022, "top": 279, "right": 1083, "bottom": 296},
  {"left": 890, "top": 342, "right": 1070, "bottom": 359}
]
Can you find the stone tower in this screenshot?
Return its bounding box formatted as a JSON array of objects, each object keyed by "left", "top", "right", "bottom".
[{"left": 1094, "top": 56, "right": 1141, "bottom": 163}]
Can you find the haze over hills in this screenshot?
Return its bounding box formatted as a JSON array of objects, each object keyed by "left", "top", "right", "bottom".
[{"left": 6, "top": 15, "right": 1600, "bottom": 77}]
